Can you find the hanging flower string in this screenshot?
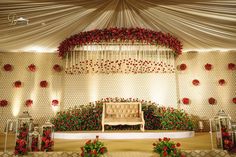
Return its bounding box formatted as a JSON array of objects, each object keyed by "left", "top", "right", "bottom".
[
  {"left": 66, "top": 59, "right": 175, "bottom": 74},
  {"left": 58, "top": 27, "right": 182, "bottom": 57}
]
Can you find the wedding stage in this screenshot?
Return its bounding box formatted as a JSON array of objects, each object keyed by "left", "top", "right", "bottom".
[
  {"left": 0, "top": 132, "right": 234, "bottom": 157},
  {"left": 54, "top": 130, "right": 195, "bottom": 140}
]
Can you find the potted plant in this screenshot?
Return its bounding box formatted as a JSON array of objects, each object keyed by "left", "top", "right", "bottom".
[
  {"left": 81, "top": 136, "right": 108, "bottom": 157},
  {"left": 153, "top": 137, "right": 185, "bottom": 157}
]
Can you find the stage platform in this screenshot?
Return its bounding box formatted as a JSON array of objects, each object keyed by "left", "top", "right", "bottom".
[
  {"left": 54, "top": 130, "right": 195, "bottom": 140},
  {"left": 0, "top": 150, "right": 234, "bottom": 157}
]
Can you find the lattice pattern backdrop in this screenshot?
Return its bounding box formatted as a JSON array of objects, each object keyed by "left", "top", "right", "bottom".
[
  {"left": 0, "top": 51, "right": 235, "bottom": 132},
  {"left": 0, "top": 53, "right": 63, "bottom": 132}
]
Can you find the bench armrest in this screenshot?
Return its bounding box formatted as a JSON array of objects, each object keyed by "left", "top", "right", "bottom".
[
  {"left": 102, "top": 105, "right": 105, "bottom": 124},
  {"left": 140, "top": 111, "right": 145, "bottom": 121}
]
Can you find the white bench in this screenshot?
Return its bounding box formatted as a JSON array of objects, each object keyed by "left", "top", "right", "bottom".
[{"left": 102, "top": 102, "right": 145, "bottom": 132}]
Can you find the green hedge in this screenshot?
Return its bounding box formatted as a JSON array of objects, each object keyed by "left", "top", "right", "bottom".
[{"left": 51, "top": 98, "right": 194, "bottom": 131}]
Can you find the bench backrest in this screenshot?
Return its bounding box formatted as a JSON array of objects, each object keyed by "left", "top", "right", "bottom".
[{"left": 104, "top": 102, "right": 141, "bottom": 118}]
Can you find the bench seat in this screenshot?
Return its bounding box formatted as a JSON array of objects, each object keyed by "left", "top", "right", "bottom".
[{"left": 102, "top": 102, "right": 145, "bottom": 132}]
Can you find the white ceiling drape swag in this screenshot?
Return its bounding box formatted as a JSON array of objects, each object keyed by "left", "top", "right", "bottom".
[
  {"left": 0, "top": 0, "right": 236, "bottom": 52},
  {"left": 65, "top": 43, "right": 175, "bottom": 74}
]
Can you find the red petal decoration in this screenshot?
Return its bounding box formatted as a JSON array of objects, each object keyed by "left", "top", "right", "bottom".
[{"left": 205, "top": 63, "right": 212, "bottom": 71}]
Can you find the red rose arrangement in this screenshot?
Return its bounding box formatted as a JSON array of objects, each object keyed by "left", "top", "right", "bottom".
[
  {"left": 14, "top": 80, "right": 22, "bottom": 88},
  {"left": 81, "top": 136, "right": 108, "bottom": 157},
  {"left": 52, "top": 100, "right": 59, "bottom": 106},
  {"left": 28, "top": 64, "right": 36, "bottom": 72},
  {"left": 182, "top": 98, "right": 190, "bottom": 105},
  {"left": 25, "top": 99, "right": 33, "bottom": 107},
  {"left": 3, "top": 64, "right": 13, "bottom": 71},
  {"left": 40, "top": 80, "right": 48, "bottom": 88},
  {"left": 53, "top": 64, "right": 62, "bottom": 72},
  {"left": 14, "top": 123, "right": 29, "bottom": 155},
  {"left": 153, "top": 137, "right": 185, "bottom": 157},
  {"left": 31, "top": 136, "right": 39, "bottom": 151},
  {"left": 218, "top": 79, "right": 226, "bottom": 85},
  {"left": 41, "top": 127, "right": 54, "bottom": 151},
  {"left": 205, "top": 63, "right": 212, "bottom": 71},
  {"left": 58, "top": 27, "right": 182, "bottom": 58},
  {"left": 208, "top": 97, "right": 216, "bottom": 105},
  {"left": 179, "top": 64, "right": 187, "bottom": 71},
  {"left": 192, "top": 79, "right": 200, "bottom": 86},
  {"left": 228, "top": 63, "right": 235, "bottom": 70},
  {"left": 232, "top": 98, "right": 236, "bottom": 104},
  {"left": 221, "top": 127, "right": 234, "bottom": 151},
  {"left": 0, "top": 100, "right": 8, "bottom": 107}
]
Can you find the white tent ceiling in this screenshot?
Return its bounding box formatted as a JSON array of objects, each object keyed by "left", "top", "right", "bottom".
[{"left": 0, "top": 0, "right": 236, "bottom": 53}]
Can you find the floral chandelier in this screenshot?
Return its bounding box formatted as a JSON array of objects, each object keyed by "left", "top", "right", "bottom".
[{"left": 58, "top": 27, "right": 182, "bottom": 74}]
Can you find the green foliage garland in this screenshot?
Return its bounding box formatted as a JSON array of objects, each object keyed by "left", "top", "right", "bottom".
[{"left": 51, "top": 98, "right": 194, "bottom": 131}]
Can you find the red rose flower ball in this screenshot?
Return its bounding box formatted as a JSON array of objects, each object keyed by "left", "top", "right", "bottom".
[
  {"left": 52, "top": 99, "right": 59, "bottom": 106},
  {"left": 53, "top": 64, "right": 62, "bottom": 72},
  {"left": 233, "top": 98, "right": 236, "bottom": 104},
  {"left": 182, "top": 98, "right": 190, "bottom": 105},
  {"left": 0, "top": 100, "right": 8, "bottom": 107},
  {"left": 228, "top": 63, "right": 235, "bottom": 70},
  {"left": 25, "top": 99, "right": 33, "bottom": 107},
  {"left": 205, "top": 63, "right": 212, "bottom": 71},
  {"left": 3, "top": 64, "right": 13, "bottom": 71},
  {"left": 208, "top": 97, "right": 216, "bottom": 105},
  {"left": 179, "top": 64, "right": 187, "bottom": 71},
  {"left": 14, "top": 80, "right": 22, "bottom": 88},
  {"left": 192, "top": 79, "right": 200, "bottom": 86},
  {"left": 218, "top": 79, "right": 226, "bottom": 85},
  {"left": 40, "top": 80, "right": 48, "bottom": 88},
  {"left": 28, "top": 64, "right": 36, "bottom": 72}
]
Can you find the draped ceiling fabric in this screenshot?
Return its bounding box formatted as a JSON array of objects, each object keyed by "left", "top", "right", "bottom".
[{"left": 0, "top": 0, "right": 236, "bottom": 53}]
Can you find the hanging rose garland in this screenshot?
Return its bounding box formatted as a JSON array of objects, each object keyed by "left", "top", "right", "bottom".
[
  {"left": 178, "top": 64, "right": 187, "bottom": 71},
  {"left": 205, "top": 63, "right": 212, "bottom": 71},
  {"left": 25, "top": 99, "right": 33, "bottom": 107},
  {"left": 233, "top": 98, "right": 236, "bottom": 104},
  {"left": 28, "top": 64, "right": 36, "bottom": 72},
  {"left": 58, "top": 27, "right": 182, "bottom": 58},
  {"left": 208, "top": 97, "right": 216, "bottom": 105},
  {"left": 3, "top": 64, "right": 13, "bottom": 71},
  {"left": 14, "top": 81, "right": 22, "bottom": 88},
  {"left": 52, "top": 100, "right": 59, "bottom": 106},
  {"left": 40, "top": 80, "right": 48, "bottom": 88},
  {"left": 228, "top": 63, "right": 235, "bottom": 70},
  {"left": 192, "top": 79, "right": 200, "bottom": 86},
  {"left": 0, "top": 100, "right": 8, "bottom": 107},
  {"left": 218, "top": 79, "right": 226, "bottom": 86},
  {"left": 182, "top": 98, "right": 190, "bottom": 105},
  {"left": 53, "top": 64, "right": 62, "bottom": 72}
]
